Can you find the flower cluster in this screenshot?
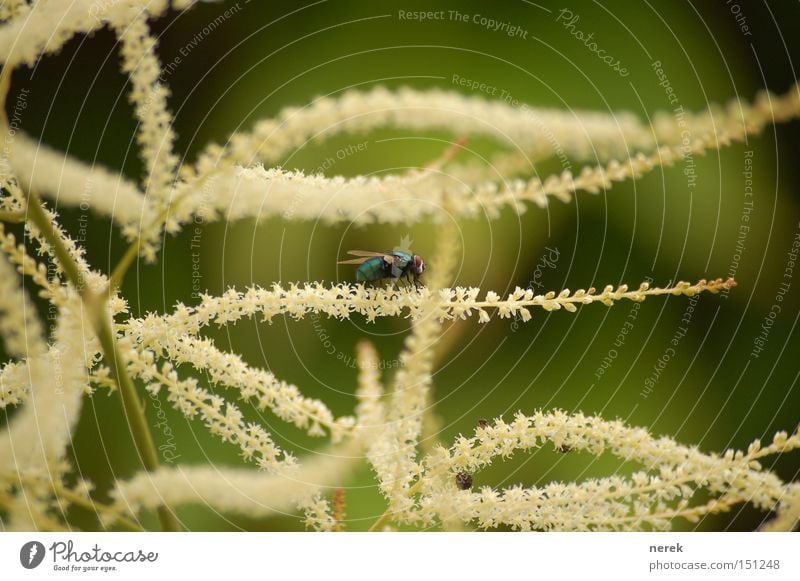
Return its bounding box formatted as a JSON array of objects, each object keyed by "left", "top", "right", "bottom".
[
  {"left": 9, "top": 133, "right": 151, "bottom": 239},
  {"left": 0, "top": 294, "right": 94, "bottom": 529},
  {"left": 132, "top": 82, "right": 800, "bottom": 243},
  {"left": 365, "top": 221, "right": 460, "bottom": 514},
  {"left": 112, "top": 446, "right": 359, "bottom": 530},
  {"left": 128, "top": 331, "right": 354, "bottom": 440},
  {"left": 113, "top": 12, "right": 178, "bottom": 205},
  {"left": 188, "top": 85, "right": 655, "bottom": 178},
  {"left": 410, "top": 411, "right": 800, "bottom": 531},
  {"left": 0, "top": 243, "right": 46, "bottom": 359},
  {"left": 0, "top": 1, "right": 202, "bottom": 67},
  {"left": 123, "top": 278, "right": 737, "bottom": 336}
]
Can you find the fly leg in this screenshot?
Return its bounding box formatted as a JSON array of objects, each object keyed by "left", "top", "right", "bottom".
[{"left": 364, "top": 278, "right": 387, "bottom": 289}]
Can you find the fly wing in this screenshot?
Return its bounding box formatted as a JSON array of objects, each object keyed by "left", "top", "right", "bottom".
[
  {"left": 338, "top": 250, "right": 392, "bottom": 265},
  {"left": 346, "top": 250, "right": 391, "bottom": 257}
]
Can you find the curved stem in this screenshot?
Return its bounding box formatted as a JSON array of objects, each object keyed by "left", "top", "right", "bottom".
[
  {"left": 367, "top": 480, "right": 423, "bottom": 532},
  {"left": 24, "top": 192, "right": 88, "bottom": 296},
  {"left": 1, "top": 67, "right": 179, "bottom": 531},
  {"left": 25, "top": 193, "right": 181, "bottom": 532},
  {"left": 109, "top": 180, "right": 197, "bottom": 289},
  {"left": 367, "top": 509, "right": 393, "bottom": 532},
  {"left": 93, "top": 305, "right": 181, "bottom": 531},
  {"left": 109, "top": 235, "right": 141, "bottom": 290},
  {"left": 52, "top": 484, "right": 145, "bottom": 532},
  {"left": 1, "top": 70, "right": 178, "bottom": 533}
]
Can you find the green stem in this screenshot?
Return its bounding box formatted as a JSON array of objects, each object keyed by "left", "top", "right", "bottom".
[
  {"left": 9, "top": 474, "right": 144, "bottom": 532},
  {"left": 368, "top": 480, "right": 423, "bottom": 532},
  {"left": 367, "top": 510, "right": 393, "bottom": 532},
  {"left": 24, "top": 193, "right": 180, "bottom": 532},
  {"left": 53, "top": 485, "right": 145, "bottom": 533},
  {"left": 24, "top": 193, "right": 88, "bottom": 297},
  {"left": 109, "top": 196, "right": 181, "bottom": 290},
  {"left": 111, "top": 176, "right": 197, "bottom": 289},
  {"left": 1, "top": 62, "right": 178, "bottom": 531},
  {"left": 109, "top": 181, "right": 196, "bottom": 290},
  {"left": 109, "top": 235, "right": 141, "bottom": 290},
  {"left": 94, "top": 309, "right": 181, "bottom": 531}
]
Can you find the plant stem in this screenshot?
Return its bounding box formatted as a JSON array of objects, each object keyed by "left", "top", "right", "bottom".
[
  {"left": 367, "top": 480, "right": 423, "bottom": 532},
  {"left": 24, "top": 192, "right": 180, "bottom": 532},
  {"left": 109, "top": 181, "right": 194, "bottom": 290},
  {"left": 93, "top": 308, "right": 181, "bottom": 531},
  {"left": 109, "top": 191, "right": 186, "bottom": 290},
  {"left": 0, "top": 58, "right": 177, "bottom": 531},
  {"left": 24, "top": 192, "right": 88, "bottom": 297},
  {"left": 51, "top": 484, "right": 145, "bottom": 532},
  {"left": 367, "top": 509, "right": 393, "bottom": 532},
  {"left": 109, "top": 235, "right": 140, "bottom": 290}
]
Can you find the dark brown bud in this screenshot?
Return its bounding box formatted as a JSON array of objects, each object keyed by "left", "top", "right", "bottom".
[{"left": 455, "top": 472, "right": 473, "bottom": 490}]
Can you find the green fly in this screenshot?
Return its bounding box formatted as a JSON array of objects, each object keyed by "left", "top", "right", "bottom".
[{"left": 338, "top": 250, "right": 425, "bottom": 286}]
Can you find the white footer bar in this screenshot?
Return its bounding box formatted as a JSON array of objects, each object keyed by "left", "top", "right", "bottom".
[{"left": 1, "top": 532, "right": 797, "bottom": 580}]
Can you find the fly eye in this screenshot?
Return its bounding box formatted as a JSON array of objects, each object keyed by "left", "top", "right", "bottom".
[{"left": 414, "top": 256, "right": 424, "bottom": 271}]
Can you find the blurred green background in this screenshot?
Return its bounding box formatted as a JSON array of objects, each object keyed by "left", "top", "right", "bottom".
[{"left": 3, "top": 0, "right": 800, "bottom": 531}]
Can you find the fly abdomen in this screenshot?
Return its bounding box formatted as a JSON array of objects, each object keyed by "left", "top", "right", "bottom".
[{"left": 356, "top": 257, "right": 390, "bottom": 282}]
